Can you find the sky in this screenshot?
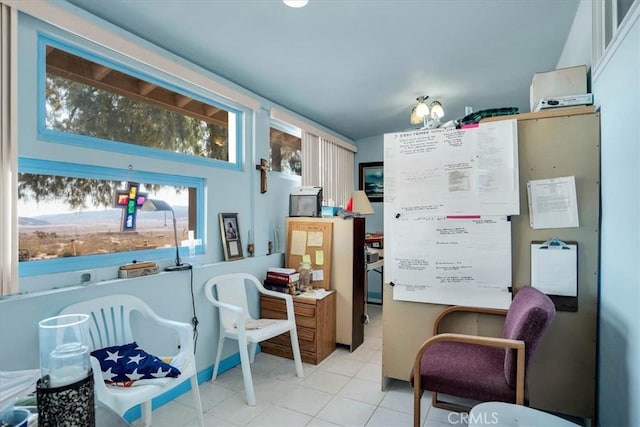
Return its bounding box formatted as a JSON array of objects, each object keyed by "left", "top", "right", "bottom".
[{"left": 18, "top": 185, "right": 188, "bottom": 218}]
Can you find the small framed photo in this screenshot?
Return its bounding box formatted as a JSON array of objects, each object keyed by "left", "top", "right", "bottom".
[
  {"left": 219, "top": 213, "right": 244, "bottom": 261},
  {"left": 359, "top": 161, "right": 384, "bottom": 202}
]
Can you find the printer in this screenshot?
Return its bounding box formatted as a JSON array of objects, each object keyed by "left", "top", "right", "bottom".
[{"left": 289, "top": 186, "right": 323, "bottom": 217}]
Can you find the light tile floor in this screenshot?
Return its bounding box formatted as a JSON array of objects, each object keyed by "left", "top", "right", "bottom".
[{"left": 133, "top": 304, "right": 465, "bottom": 427}]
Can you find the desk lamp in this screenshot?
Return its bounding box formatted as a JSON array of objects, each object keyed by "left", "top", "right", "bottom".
[
  {"left": 141, "top": 199, "right": 192, "bottom": 271},
  {"left": 350, "top": 190, "right": 375, "bottom": 216}
]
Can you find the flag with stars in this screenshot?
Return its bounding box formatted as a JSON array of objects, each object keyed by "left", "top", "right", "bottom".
[{"left": 91, "top": 342, "right": 181, "bottom": 387}]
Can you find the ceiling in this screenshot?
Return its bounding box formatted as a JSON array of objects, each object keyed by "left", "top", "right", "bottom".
[{"left": 62, "top": 0, "right": 580, "bottom": 141}]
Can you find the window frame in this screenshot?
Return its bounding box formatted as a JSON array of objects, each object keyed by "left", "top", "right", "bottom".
[
  {"left": 18, "top": 157, "right": 205, "bottom": 277},
  {"left": 37, "top": 33, "right": 243, "bottom": 172}
]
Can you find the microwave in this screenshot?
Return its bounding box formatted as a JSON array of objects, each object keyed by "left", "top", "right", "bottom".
[{"left": 289, "top": 186, "right": 323, "bottom": 217}]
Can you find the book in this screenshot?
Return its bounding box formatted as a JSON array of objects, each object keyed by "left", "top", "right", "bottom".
[
  {"left": 265, "top": 271, "right": 300, "bottom": 284},
  {"left": 267, "top": 267, "right": 297, "bottom": 275},
  {"left": 263, "top": 281, "right": 292, "bottom": 293}
]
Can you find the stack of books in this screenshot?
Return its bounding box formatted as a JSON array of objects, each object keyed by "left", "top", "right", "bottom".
[{"left": 263, "top": 267, "right": 299, "bottom": 293}]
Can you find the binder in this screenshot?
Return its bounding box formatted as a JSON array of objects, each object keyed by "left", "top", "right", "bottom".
[{"left": 531, "top": 238, "right": 578, "bottom": 312}]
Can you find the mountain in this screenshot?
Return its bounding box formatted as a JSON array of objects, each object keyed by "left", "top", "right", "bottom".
[
  {"left": 18, "top": 217, "right": 50, "bottom": 226},
  {"left": 19, "top": 206, "right": 189, "bottom": 226}
]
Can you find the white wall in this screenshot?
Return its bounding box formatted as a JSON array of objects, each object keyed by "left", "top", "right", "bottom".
[
  {"left": 556, "top": 0, "right": 593, "bottom": 70},
  {"left": 592, "top": 11, "right": 640, "bottom": 427}
]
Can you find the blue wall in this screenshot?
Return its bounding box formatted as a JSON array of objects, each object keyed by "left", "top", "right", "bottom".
[
  {"left": 0, "top": 4, "right": 347, "bottom": 394},
  {"left": 593, "top": 14, "right": 640, "bottom": 427}
]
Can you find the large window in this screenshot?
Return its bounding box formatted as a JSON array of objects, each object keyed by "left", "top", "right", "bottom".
[
  {"left": 41, "top": 37, "right": 241, "bottom": 168},
  {"left": 18, "top": 159, "right": 204, "bottom": 277}
]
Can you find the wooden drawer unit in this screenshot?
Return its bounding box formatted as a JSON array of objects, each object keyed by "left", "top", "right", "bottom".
[{"left": 260, "top": 291, "right": 336, "bottom": 365}]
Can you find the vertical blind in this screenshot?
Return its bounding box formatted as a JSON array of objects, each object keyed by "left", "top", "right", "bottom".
[{"left": 302, "top": 131, "right": 355, "bottom": 208}]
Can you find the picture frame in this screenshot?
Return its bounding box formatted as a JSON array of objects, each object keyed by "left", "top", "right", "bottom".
[
  {"left": 219, "top": 213, "right": 244, "bottom": 261},
  {"left": 359, "top": 161, "right": 384, "bottom": 202}
]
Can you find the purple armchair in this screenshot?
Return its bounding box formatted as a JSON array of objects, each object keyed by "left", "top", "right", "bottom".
[{"left": 410, "top": 287, "right": 555, "bottom": 427}]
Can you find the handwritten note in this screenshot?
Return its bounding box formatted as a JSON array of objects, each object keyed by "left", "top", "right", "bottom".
[{"left": 290, "top": 230, "right": 307, "bottom": 256}]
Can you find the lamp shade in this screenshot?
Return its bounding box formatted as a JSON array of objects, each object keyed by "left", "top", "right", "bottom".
[
  {"left": 430, "top": 101, "right": 445, "bottom": 119},
  {"left": 141, "top": 199, "right": 173, "bottom": 212},
  {"left": 415, "top": 100, "right": 430, "bottom": 118},
  {"left": 141, "top": 199, "right": 191, "bottom": 271},
  {"left": 351, "top": 191, "right": 375, "bottom": 215}
]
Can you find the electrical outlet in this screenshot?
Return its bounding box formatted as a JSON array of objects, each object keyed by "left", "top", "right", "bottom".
[{"left": 79, "top": 270, "right": 95, "bottom": 285}]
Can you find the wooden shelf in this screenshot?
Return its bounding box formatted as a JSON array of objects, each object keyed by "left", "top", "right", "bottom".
[{"left": 260, "top": 291, "right": 336, "bottom": 365}]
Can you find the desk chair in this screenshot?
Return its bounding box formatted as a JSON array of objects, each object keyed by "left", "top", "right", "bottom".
[{"left": 410, "top": 286, "right": 555, "bottom": 427}]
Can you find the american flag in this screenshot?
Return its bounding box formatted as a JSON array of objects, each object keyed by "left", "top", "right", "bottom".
[{"left": 91, "top": 342, "right": 180, "bottom": 386}]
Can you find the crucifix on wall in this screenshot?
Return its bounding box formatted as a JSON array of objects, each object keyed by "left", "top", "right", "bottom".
[
  {"left": 255, "top": 158, "right": 269, "bottom": 193},
  {"left": 114, "top": 182, "right": 148, "bottom": 232}
]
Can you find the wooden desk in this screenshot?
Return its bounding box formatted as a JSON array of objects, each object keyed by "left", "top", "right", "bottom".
[{"left": 260, "top": 290, "right": 336, "bottom": 365}]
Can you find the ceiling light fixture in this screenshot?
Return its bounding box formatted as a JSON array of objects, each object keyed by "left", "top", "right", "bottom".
[
  {"left": 410, "top": 95, "right": 445, "bottom": 129},
  {"left": 283, "top": 0, "right": 309, "bottom": 7}
]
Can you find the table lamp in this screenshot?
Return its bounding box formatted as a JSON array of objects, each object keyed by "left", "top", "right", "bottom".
[
  {"left": 350, "top": 190, "right": 375, "bottom": 216},
  {"left": 141, "top": 199, "right": 192, "bottom": 271},
  {"left": 37, "top": 314, "right": 95, "bottom": 425}
]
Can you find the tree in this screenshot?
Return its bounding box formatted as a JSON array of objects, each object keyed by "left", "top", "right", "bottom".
[{"left": 20, "top": 74, "right": 228, "bottom": 209}]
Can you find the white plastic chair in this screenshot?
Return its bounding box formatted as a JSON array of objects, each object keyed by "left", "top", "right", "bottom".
[
  {"left": 60, "top": 294, "right": 204, "bottom": 427},
  {"left": 204, "top": 273, "right": 304, "bottom": 406}
]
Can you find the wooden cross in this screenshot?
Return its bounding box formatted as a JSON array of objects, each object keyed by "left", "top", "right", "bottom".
[
  {"left": 255, "top": 158, "right": 269, "bottom": 193},
  {"left": 113, "top": 182, "right": 148, "bottom": 232}
]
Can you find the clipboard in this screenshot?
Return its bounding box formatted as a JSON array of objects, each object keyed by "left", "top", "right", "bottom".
[{"left": 531, "top": 238, "right": 578, "bottom": 312}]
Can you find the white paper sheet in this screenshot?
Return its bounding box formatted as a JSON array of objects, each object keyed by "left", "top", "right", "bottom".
[
  {"left": 531, "top": 242, "right": 577, "bottom": 296},
  {"left": 388, "top": 215, "right": 512, "bottom": 309},
  {"left": 290, "top": 230, "right": 307, "bottom": 256},
  {"left": 527, "top": 176, "right": 579, "bottom": 229},
  {"left": 383, "top": 120, "right": 519, "bottom": 217}
]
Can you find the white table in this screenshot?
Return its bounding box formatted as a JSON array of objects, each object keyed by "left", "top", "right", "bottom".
[{"left": 469, "top": 402, "right": 578, "bottom": 427}]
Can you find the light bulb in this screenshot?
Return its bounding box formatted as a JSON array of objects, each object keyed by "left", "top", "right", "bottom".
[
  {"left": 410, "top": 106, "right": 422, "bottom": 125},
  {"left": 415, "top": 101, "right": 430, "bottom": 118},
  {"left": 283, "top": 0, "right": 308, "bottom": 7}
]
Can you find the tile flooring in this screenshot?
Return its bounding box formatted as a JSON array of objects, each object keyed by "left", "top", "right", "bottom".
[{"left": 134, "top": 304, "right": 464, "bottom": 427}]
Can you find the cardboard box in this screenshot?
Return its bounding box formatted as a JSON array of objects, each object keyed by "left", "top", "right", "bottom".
[{"left": 530, "top": 65, "right": 587, "bottom": 112}]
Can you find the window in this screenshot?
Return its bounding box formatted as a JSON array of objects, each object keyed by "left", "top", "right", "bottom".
[
  {"left": 18, "top": 159, "right": 204, "bottom": 277},
  {"left": 269, "top": 122, "right": 301, "bottom": 176},
  {"left": 41, "top": 37, "right": 241, "bottom": 167},
  {"left": 593, "top": 0, "right": 639, "bottom": 68}
]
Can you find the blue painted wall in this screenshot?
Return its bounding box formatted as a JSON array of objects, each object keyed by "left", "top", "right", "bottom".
[{"left": 593, "top": 14, "right": 640, "bottom": 427}]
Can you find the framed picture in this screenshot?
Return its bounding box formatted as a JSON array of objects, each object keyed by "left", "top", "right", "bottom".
[
  {"left": 359, "top": 161, "right": 384, "bottom": 202},
  {"left": 219, "top": 213, "right": 244, "bottom": 261}
]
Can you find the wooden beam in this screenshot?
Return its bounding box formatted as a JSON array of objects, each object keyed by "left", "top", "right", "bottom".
[
  {"left": 203, "top": 105, "right": 218, "bottom": 117},
  {"left": 137, "top": 81, "right": 156, "bottom": 96},
  {"left": 91, "top": 64, "right": 112, "bottom": 81},
  {"left": 174, "top": 94, "right": 191, "bottom": 108}
]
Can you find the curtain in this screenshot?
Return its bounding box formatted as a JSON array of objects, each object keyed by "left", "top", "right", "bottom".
[{"left": 0, "top": 3, "right": 18, "bottom": 295}]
